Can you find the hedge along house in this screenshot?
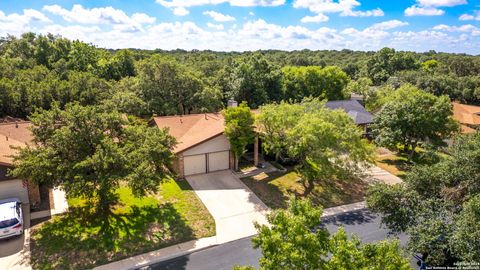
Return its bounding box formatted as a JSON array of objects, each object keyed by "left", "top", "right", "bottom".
[{"left": 150, "top": 112, "right": 261, "bottom": 178}]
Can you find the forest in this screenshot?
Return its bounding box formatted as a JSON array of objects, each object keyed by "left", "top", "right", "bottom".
[{"left": 1, "top": 32, "right": 480, "bottom": 119}]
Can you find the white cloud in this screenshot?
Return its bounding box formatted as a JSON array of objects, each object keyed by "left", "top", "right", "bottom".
[
  {"left": 249, "top": 12, "right": 255, "bottom": 16},
  {"left": 173, "top": 7, "right": 189, "bottom": 16},
  {"left": 405, "top": 5, "right": 445, "bottom": 16},
  {"left": 404, "top": 0, "right": 466, "bottom": 16},
  {"left": 459, "top": 14, "right": 475, "bottom": 20},
  {"left": 293, "top": 0, "right": 383, "bottom": 18},
  {"left": 417, "top": 0, "right": 466, "bottom": 7},
  {"left": 433, "top": 24, "right": 480, "bottom": 36},
  {"left": 157, "top": 0, "right": 285, "bottom": 15},
  {"left": 369, "top": 20, "right": 409, "bottom": 31},
  {"left": 132, "top": 13, "right": 157, "bottom": 24},
  {"left": 459, "top": 11, "right": 480, "bottom": 21},
  {"left": 203, "top": 11, "right": 236, "bottom": 22},
  {"left": 207, "top": 22, "right": 224, "bottom": 30},
  {"left": 156, "top": 0, "right": 285, "bottom": 8},
  {"left": 42, "top": 4, "right": 155, "bottom": 32},
  {"left": 0, "top": 9, "right": 51, "bottom": 36},
  {"left": 301, "top": 13, "right": 329, "bottom": 23}
]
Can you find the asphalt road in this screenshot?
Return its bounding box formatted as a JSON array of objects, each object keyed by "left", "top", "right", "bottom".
[{"left": 141, "top": 209, "right": 409, "bottom": 270}]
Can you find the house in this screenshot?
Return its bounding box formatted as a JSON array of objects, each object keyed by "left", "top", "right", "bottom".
[
  {"left": 150, "top": 113, "right": 242, "bottom": 177},
  {"left": 325, "top": 99, "right": 373, "bottom": 135},
  {"left": 150, "top": 100, "right": 372, "bottom": 178},
  {"left": 452, "top": 102, "right": 480, "bottom": 133},
  {"left": 0, "top": 121, "right": 41, "bottom": 207}
]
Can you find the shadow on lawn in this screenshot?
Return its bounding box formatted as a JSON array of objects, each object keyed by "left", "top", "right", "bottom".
[
  {"left": 242, "top": 169, "right": 367, "bottom": 210},
  {"left": 30, "top": 202, "right": 194, "bottom": 270}
]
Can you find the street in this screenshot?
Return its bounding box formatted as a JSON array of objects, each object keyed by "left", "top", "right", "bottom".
[{"left": 141, "top": 209, "right": 409, "bottom": 270}]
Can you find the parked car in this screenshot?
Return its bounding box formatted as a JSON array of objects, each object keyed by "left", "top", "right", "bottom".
[{"left": 0, "top": 198, "right": 23, "bottom": 240}]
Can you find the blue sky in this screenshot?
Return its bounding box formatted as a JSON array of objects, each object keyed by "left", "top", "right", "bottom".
[{"left": 0, "top": 0, "right": 479, "bottom": 53}]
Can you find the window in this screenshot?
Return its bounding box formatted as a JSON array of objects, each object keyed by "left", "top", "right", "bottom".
[{"left": 0, "top": 218, "right": 19, "bottom": 229}]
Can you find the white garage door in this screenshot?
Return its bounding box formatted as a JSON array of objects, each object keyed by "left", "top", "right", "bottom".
[
  {"left": 0, "top": 179, "right": 29, "bottom": 203},
  {"left": 184, "top": 154, "right": 207, "bottom": 176},
  {"left": 208, "top": 151, "right": 230, "bottom": 172}
]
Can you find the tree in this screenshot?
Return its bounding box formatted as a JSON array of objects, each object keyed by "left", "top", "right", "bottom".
[
  {"left": 234, "top": 198, "right": 410, "bottom": 270},
  {"left": 257, "top": 99, "right": 373, "bottom": 191},
  {"left": 10, "top": 103, "right": 176, "bottom": 215},
  {"left": 366, "top": 47, "right": 419, "bottom": 85},
  {"left": 67, "top": 40, "right": 99, "bottom": 72},
  {"left": 281, "top": 66, "right": 350, "bottom": 102},
  {"left": 223, "top": 102, "right": 255, "bottom": 171},
  {"left": 136, "top": 55, "right": 204, "bottom": 115},
  {"left": 255, "top": 102, "right": 305, "bottom": 162},
  {"left": 222, "top": 54, "right": 282, "bottom": 108},
  {"left": 367, "top": 132, "right": 480, "bottom": 265},
  {"left": 345, "top": 77, "right": 373, "bottom": 105},
  {"left": 371, "top": 84, "right": 459, "bottom": 161}
]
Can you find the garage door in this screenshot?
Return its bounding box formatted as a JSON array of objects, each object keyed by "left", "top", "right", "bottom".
[
  {"left": 184, "top": 154, "right": 207, "bottom": 176},
  {"left": 0, "top": 179, "right": 29, "bottom": 203},
  {"left": 208, "top": 151, "right": 230, "bottom": 172}
]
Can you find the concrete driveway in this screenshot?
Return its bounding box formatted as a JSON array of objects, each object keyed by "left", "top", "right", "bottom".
[
  {"left": 0, "top": 204, "right": 31, "bottom": 270},
  {"left": 186, "top": 170, "right": 270, "bottom": 243}
]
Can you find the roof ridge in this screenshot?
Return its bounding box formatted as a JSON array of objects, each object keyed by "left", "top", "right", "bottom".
[
  {"left": 153, "top": 112, "right": 223, "bottom": 120},
  {"left": 0, "top": 121, "right": 31, "bottom": 126}
]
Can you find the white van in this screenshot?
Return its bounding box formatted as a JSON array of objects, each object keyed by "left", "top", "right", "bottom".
[{"left": 0, "top": 198, "right": 23, "bottom": 240}]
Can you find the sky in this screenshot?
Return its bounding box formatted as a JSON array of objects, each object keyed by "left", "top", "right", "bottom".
[{"left": 0, "top": 0, "right": 479, "bottom": 54}]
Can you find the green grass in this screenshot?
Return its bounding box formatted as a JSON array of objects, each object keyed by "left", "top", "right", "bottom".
[
  {"left": 375, "top": 149, "right": 443, "bottom": 178},
  {"left": 241, "top": 169, "right": 368, "bottom": 209},
  {"left": 30, "top": 179, "right": 215, "bottom": 270}
]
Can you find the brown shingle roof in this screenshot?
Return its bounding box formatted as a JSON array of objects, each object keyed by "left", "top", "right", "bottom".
[
  {"left": 0, "top": 122, "right": 32, "bottom": 166},
  {"left": 151, "top": 113, "right": 225, "bottom": 153},
  {"left": 452, "top": 102, "right": 480, "bottom": 133}
]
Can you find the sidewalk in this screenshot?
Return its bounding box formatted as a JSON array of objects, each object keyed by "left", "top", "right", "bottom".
[
  {"left": 366, "top": 165, "right": 403, "bottom": 185},
  {"left": 93, "top": 236, "right": 217, "bottom": 270}
]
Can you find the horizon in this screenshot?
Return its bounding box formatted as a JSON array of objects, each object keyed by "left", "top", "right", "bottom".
[{"left": 0, "top": 0, "right": 479, "bottom": 54}]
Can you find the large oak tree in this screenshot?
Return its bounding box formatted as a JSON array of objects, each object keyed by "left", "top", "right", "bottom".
[{"left": 11, "top": 103, "right": 176, "bottom": 214}]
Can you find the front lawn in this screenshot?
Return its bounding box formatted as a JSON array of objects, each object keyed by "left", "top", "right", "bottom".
[
  {"left": 241, "top": 169, "right": 368, "bottom": 209},
  {"left": 29, "top": 178, "right": 215, "bottom": 270},
  {"left": 375, "top": 148, "right": 444, "bottom": 178}
]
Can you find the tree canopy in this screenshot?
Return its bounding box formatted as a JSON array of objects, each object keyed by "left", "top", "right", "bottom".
[
  {"left": 371, "top": 84, "right": 459, "bottom": 160},
  {"left": 235, "top": 198, "right": 411, "bottom": 270},
  {"left": 367, "top": 132, "right": 480, "bottom": 265},
  {"left": 257, "top": 99, "right": 373, "bottom": 190},
  {"left": 10, "top": 103, "right": 177, "bottom": 214},
  {"left": 223, "top": 102, "right": 255, "bottom": 171}
]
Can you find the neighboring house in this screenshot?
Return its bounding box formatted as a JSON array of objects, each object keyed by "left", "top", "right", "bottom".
[
  {"left": 452, "top": 102, "right": 480, "bottom": 133},
  {"left": 325, "top": 99, "right": 373, "bottom": 134},
  {"left": 0, "top": 121, "right": 41, "bottom": 207}
]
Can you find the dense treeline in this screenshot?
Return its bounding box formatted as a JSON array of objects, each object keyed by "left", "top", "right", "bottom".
[{"left": 1, "top": 33, "right": 480, "bottom": 119}]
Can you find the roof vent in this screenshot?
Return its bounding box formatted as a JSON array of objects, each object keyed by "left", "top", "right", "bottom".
[{"left": 227, "top": 99, "right": 238, "bottom": 108}]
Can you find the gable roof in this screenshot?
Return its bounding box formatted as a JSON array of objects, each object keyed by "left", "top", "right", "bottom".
[
  {"left": 0, "top": 122, "right": 32, "bottom": 166},
  {"left": 150, "top": 113, "right": 225, "bottom": 153},
  {"left": 325, "top": 100, "right": 373, "bottom": 125},
  {"left": 452, "top": 102, "right": 480, "bottom": 133}
]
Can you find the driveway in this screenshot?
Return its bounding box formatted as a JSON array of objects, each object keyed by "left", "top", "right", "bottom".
[
  {"left": 0, "top": 204, "right": 31, "bottom": 270},
  {"left": 186, "top": 170, "right": 270, "bottom": 243}
]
